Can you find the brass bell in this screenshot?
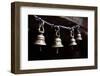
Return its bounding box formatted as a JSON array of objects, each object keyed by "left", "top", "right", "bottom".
[
  {"left": 52, "top": 26, "right": 63, "bottom": 47},
  {"left": 34, "top": 21, "right": 46, "bottom": 46},
  {"left": 69, "top": 29, "right": 77, "bottom": 46},
  {"left": 70, "top": 36, "right": 77, "bottom": 46},
  {"left": 76, "top": 27, "right": 82, "bottom": 40},
  {"left": 76, "top": 33, "right": 82, "bottom": 40},
  {"left": 52, "top": 37, "right": 63, "bottom": 47},
  {"left": 76, "top": 30, "right": 82, "bottom": 40},
  {"left": 34, "top": 34, "right": 46, "bottom": 45}
]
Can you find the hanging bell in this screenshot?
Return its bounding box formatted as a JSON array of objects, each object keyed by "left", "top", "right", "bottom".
[
  {"left": 76, "top": 27, "right": 82, "bottom": 40},
  {"left": 69, "top": 29, "right": 77, "bottom": 46},
  {"left": 34, "top": 34, "right": 46, "bottom": 45},
  {"left": 34, "top": 21, "right": 46, "bottom": 46},
  {"left": 76, "top": 29, "right": 82, "bottom": 40},
  {"left": 52, "top": 26, "right": 63, "bottom": 47},
  {"left": 70, "top": 36, "right": 77, "bottom": 46},
  {"left": 52, "top": 37, "right": 63, "bottom": 47},
  {"left": 76, "top": 33, "right": 82, "bottom": 40}
]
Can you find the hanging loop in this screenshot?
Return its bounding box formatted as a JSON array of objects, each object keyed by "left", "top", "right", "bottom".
[
  {"left": 70, "top": 28, "right": 74, "bottom": 37},
  {"left": 38, "top": 21, "right": 45, "bottom": 33},
  {"left": 55, "top": 26, "right": 60, "bottom": 37},
  {"left": 77, "top": 26, "right": 80, "bottom": 33}
]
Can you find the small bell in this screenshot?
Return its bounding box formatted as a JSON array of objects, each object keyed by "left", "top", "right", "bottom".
[
  {"left": 52, "top": 26, "right": 63, "bottom": 47},
  {"left": 69, "top": 29, "right": 77, "bottom": 46},
  {"left": 52, "top": 37, "right": 63, "bottom": 47},
  {"left": 76, "top": 30, "right": 82, "bottom": 40},
  {"left": 70, "top": 36, "right": 77, "bottom": 46},
  {"left": 34, "top": 21, "right": 46, "bottom": 46},
  {"left": 77, "top": 33, "right": 82, "bottom": 40}
]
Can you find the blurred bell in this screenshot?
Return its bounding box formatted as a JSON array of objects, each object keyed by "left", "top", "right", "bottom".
[
  {"left": 34, "top": 34, "right": 46, "bottom": 45},
  {"left": 76, "top": 27, "right": 82, "bottom": 40},
  {"left": 70, "top": 37, "right": 77, "bottom": 46},
  {"left": 69, "top": 29, "right": 77, "bottom": 46},
  {"left": 52, "top": 37, "right": 63, "bottom": 47},
  {"left": 76, "top": 33, "right": 82, "bottom": 40}
]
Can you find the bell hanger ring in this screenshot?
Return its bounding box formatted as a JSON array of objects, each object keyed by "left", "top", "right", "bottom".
[
  {"left": 38, "top": 20, "right": 45, "bottom": 34},
  {"left": 55, "top": 26, "right": 60, "bottom": 37}
]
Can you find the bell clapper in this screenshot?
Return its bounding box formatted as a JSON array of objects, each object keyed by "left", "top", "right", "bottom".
[
  {"left": 56, "top": 48, "right": 59, "bottom": 54},
  {"left": 71, "top": 45, "right": 74, "bottom": 50},
  {"left": 40, "top": 47, "right": 42, "bottom": 52}
]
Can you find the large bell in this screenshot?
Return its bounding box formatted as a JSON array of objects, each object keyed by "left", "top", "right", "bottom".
[
  {"left": 52, "top": 37, "right": 63, "bottom": 47},
  {"left": 34, "top": 34, "right": 46, "bottom": 45},
  {"left": 70, "top": 37, "right": 77, "bottom": 46},
  {"left": 76, "top": 33, "right": 82, "bottom": 40},
  {"left": 34, "top": 21, "right": 46, "bottom": 46}
]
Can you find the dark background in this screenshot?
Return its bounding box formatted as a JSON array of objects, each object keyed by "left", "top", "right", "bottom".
[{"left": 28, "top": 15, "right": 88, "bottom": 61}]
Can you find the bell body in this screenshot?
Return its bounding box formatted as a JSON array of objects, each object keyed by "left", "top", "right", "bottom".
[
  {"left": 34, "top": 34, "right": 46, "bottom": 45},
  {"left": 70, "top": 37, "right": 77, "bottom": 46},
  {"left": 76, "top": 33, "right": 82, "bottom": 40},
  {"left": 52, "top": 37, "right": 63, "bottom": 47}
]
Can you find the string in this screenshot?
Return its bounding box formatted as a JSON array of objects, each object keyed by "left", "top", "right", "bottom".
[{"left": 34, "top": 15, "right": 80, "bottom": 30}]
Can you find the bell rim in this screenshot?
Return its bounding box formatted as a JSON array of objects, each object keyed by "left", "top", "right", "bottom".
[
  {"left": 52, "top": 45, "right": 64, "bottom": 47},
  {"left": 34, "top": 43, "right": 46, "bottom": 46}
]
